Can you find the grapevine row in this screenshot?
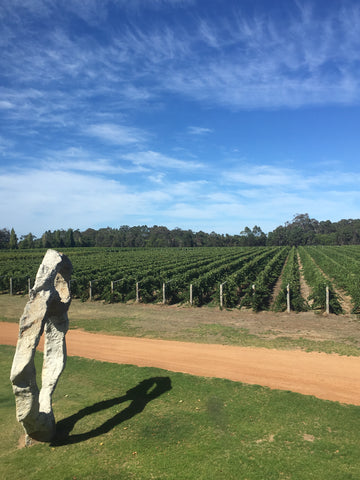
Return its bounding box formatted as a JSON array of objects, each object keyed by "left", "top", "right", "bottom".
[
  {"left": 298, "top": 247, "right": 343, "bottom": 314},
  {"left": 305, "top": 246, "right": 360, "bottom": 313},
  {"left": 1, "top": 246, "right": 359, "bottom": 313},
  {"left": 238, "top": 247, "right": 289, "bottom": 311},
  {"left": 273, "top": 247, "right": 307, "bottom": 312}
]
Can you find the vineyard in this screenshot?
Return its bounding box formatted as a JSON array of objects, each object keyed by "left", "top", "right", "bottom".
[{"left": 1, "top": 246, "right": 360, "bottom": 313}]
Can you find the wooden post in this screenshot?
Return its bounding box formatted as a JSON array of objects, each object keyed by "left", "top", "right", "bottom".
[
  {"left": 252, "top": 284, "right": 256, "bottom": 294},
  {"left": 163, "top": 283, "right": 166, "bottom": 304},
  {"left": 286, "top": 284, "right": 290, "bottom": 313},
  {"left": 326, "top": 285, "right": 330, "bottom": 314},
  {"left": 190, "top": 284, "right": 193, "bottom": 306},
  {"left": 89, "top": 281, "right": 92, "bottom": 301},
  {"left": 111, "top": 281, "right": 114, "bottom": 294},
  {"left": 220, "top": 282, "right": 226, "bottom": 308},
  {"left": 136, "top": 282, "right": 140, "bottom": 303},
  {"left": 10, "top": 277, "right": 13, "bottom": 296},
  {"left": 28, "top": 278, "right": 31, "bottom": 295}
]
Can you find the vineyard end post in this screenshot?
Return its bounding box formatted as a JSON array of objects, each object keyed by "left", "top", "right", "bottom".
[
  {"left": 286, "top": 284, "right": 290, "bottom": 313},
  {"left": 326, "top": 286, "right": 330, "bottom": 314}
]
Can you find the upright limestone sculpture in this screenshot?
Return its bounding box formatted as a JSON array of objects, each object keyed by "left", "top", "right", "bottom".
[{"left": 10, "top": 249, "right": 72, "bottom": 444}]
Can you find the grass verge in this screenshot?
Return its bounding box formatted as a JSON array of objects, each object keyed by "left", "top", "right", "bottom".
[
  {"left": 1, "top": 295, "right": 360, "bottom": 356},
  {"left": 1, "top": 345, "right": 360, "bottom": 480},
  {"left": 181, "top": 324, "right": 360, "bottom": 356}
]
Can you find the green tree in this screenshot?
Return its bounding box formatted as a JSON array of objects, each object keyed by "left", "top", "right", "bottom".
[
  {"left": 0, "top": 228, "right": 10, "bottom": 249},
  {"left": 9, "top": 228, "right": 18, "bottom": 249},
  {"left": 19, "top": 233, "right": 35, "bottom": 249},
  {"left": 252, "top": 225, "right": 266, "bottom": 245},
  {"left": 41, "top": 231, "right": 52, "bottom": 248},
  {"left": 65, "top": 228, "right": 75, "bottom": 247}
]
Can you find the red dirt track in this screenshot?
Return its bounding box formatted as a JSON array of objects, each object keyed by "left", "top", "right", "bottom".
[{"left": 2, "top": 322, "right": 360, "bottom": 406}]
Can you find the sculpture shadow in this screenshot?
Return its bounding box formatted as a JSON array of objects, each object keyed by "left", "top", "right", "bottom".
[{"left": 51, "top": 376, "right": 172, "bottom": 446}]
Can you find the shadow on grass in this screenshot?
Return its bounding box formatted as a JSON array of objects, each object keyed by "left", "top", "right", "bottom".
[{"left": 51, "top": 376, "right": 172, "bottom": 446}]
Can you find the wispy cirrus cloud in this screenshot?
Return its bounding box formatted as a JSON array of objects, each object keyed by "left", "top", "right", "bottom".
[
  {"left": 122, "top": 151, "right": 203, "bottom": 170},
  {"left": 3, "top": 0, "right": 360, "bottom": 116},
  {"left": 164, "top": 3, "right": 360, "bottom": 108},
  {"left": 188, "top": 126, "right": 213, "bottom": 135},
  {"left": 0, "top": 100, "right": 14, "bottom": 110},
  {"left": 1, "top": 0, "right": 360, "bottom": 237},
  {"left": 42, "top": 147, "right": 145, "bottom": 175},
  {"left": 84, "top": 123, "right": 149, "bottom": 145},
  {"left": 223, "top": 164, "right": 360, "bottom": 189},
  {"left": 225, "top": 165, "right": 304, "bottom": 188}
]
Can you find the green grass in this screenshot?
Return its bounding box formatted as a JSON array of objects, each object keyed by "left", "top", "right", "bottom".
[
  {"left": 181, "top": 323, "right": 360, "bottom": 356},
  {"left": 1, "top": 296, "right": 360, "bottom": 357},
  {"left": 0, "top": 316, "right": 18, "bottom": 323},
  {"left": 1, "top": 345, "right": 360, "bottom": 479},
  {"left": 68, "top": 318, "right": 360, "bottom": 357},
  {"left": 71, "top": 316, "right": 141, "bottom": 336}
]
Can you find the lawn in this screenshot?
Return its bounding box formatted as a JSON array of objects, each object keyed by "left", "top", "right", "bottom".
[{"left": 1, "top": 345, "right": 360, "bottom": 480}]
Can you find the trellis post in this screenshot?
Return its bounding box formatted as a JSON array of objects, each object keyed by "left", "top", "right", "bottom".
[
  {"left": 136, "top": 282, "right": 140, "bottom": 303},
  {"left": 162, "top": 282, "right": 166, "bottom": 304},
  {"left": 326, "top": 286, "right": 330, "bottom": 314},
  {"left": 287, "top": 284, "right": 290, "bottom": 313},
  {"left": 28, "top": 278, "right": 31, "bottom": 296},
  {"left": 89, "top": 281, "right": 92, "bottom": 301},
  {"left": 10, "top": 277, "right": 13, "bottom": 296},
  {"left": 111, "top": 281, "right": 114, "bottom": 294},
  {"left": 220, "top": 282, "right": 227, "bottom": 308},
  {"left": 190, "top": 284, "right": 193, "bottom": 306}
]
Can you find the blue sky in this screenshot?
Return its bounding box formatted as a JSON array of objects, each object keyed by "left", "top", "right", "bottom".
[{"left": 1, "top": 0, "right": 360, "bottom": 237}]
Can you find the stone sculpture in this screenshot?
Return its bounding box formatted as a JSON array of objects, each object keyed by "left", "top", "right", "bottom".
[{"left": 10, "top": 249, "right": 72, "bottom": 444}]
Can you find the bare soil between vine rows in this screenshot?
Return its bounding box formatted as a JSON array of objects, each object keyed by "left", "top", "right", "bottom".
[{"left": 1, "top": 296, "right": 360, "bottom": 406}]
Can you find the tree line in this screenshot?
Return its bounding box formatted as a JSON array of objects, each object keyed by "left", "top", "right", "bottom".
[{"left": 1, "top": 214, "right": 360, "bottom": 249}]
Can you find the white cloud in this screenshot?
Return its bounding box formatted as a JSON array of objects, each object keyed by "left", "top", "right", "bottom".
[
  {"left": 163, "top": 180, "right": 208, "bottom": 197},
  {"left": 49, "top": 158, "right": 142, "bottom": 175},
  {"left": 225, "top": 165, "right": 304, "bottom": 188},
  {"left": 223, "top": 164, "right": 360, "bottom": 190},
  {"left": 3, "top": 0, "right": 360, "bottom": 119},
  {"left": 1, "top": 1, "right": 360, "bottom": 237},
  {"left": 0, "top": 168, "right": 170, "bottom": 235},
  {"left": 163, "top": 4, "right": 360, "bottom": 108},
  {"left": 84, "top": 123, "right": 148, "bottom": 145},
  {"left": 0, "top": 100, "right": 14, "bottom": 109},
  {"left": 1, "top": 159, "right": 359, "bottom": 237},
  {"left": 188, "top": 126, "right": 213, "bottom": 135},
  {"left": 164, "top": 202, "right": 217, "bottom": 220},
  {"left": 149, "top": 173, "right": 166, "bottom": 184},
  {"left": 0, "top": 135, "right": 14, "bottom": 155},
  {"left": 123, "top": 151, "right": 203, "bottom": 170},
  {"left": 43, "top": 147, "right": 146, "bottom": 174}
]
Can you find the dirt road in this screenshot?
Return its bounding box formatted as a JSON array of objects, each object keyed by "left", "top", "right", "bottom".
[{"left": 2, "top": 321, "right": 360, "bottom": 406}]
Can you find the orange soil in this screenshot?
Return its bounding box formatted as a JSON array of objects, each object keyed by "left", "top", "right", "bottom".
[{"left": 2, "top": 322, "right": 360, "bottom": 406}]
